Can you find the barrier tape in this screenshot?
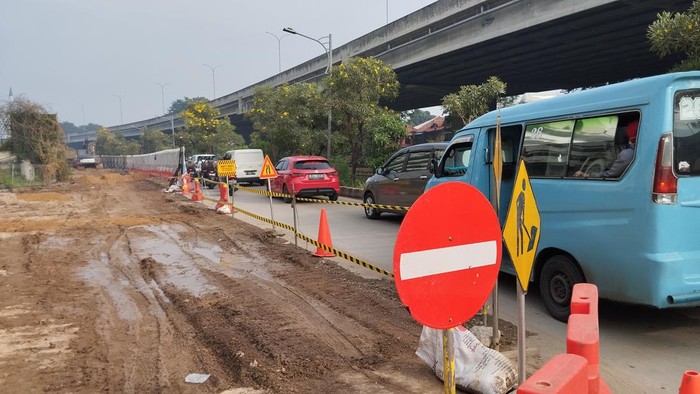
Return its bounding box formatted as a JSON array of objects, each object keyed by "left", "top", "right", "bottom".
[
  {"left": 234, "top": 184, "right": 410, "bottom": 212},
  {"left": 179, "top": 178, "right": 397, "bottom": 278}
]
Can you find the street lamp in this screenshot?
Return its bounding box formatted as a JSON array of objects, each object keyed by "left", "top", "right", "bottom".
[
  {"left": 282, "top": 27, "right": 333, "bottom": 158},
  {"left": 265, "top": 31, "right": 290, "bottom": 74},
  {"left": 202, "top": 64, "right": 222, "bottom": 99},
  {"left": 155, "top": 82, "right": 168, "bottom": 115},
  {"left": 113, "top": 94, "right": 124, "bottom": 124}
]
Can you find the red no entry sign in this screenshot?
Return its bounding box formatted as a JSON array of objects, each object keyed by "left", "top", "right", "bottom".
[{"left": 393, "top": 182, "right": 502, "bottom": 329}]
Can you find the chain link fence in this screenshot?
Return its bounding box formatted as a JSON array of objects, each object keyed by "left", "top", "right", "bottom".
[{"left": 0, "top": 161, "right": 48, "bottom": 190}]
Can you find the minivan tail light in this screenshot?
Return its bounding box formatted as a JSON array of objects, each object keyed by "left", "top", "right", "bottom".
[{"left": 652, "top": 133, "right": 677, "bottom": 204}]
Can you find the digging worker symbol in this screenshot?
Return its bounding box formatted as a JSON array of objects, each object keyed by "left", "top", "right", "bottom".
[{"left": 516, "top": 178, "right": 538, "bottom": 256}]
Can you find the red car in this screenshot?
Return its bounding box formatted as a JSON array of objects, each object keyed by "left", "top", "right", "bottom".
[{"left": 270, "top": 156, "right": 340, "bottom": 203}]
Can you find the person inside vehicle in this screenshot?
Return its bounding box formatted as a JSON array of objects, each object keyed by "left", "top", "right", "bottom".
[{"left": 575, "top": 119, "right": 638, "bottom": 178}]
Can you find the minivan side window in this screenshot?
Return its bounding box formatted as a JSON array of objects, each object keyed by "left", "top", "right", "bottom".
[
  {"left": 568, "top": 115, "right": 618, "bottom": 177},
  {"left": 523, "top": 120, "right": 574, "bottom": 177},
  {"left": 523, "top": 112, "right": 637, "bottom": 179}
]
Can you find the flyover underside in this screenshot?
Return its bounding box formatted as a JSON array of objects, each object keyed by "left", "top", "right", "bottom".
[{"left": 390, "top": 0, "right": 687, "bottom": 111}]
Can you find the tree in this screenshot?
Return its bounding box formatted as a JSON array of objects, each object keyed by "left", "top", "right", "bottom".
[
  {"left": 247, "top": 83, "right": 327, "bottom": 160},
  {"left": 180, "top": 101, "right": 244, "bottom": 156},
  {"left": 0, "top": 97, "right": 70, "bottom": 181},
  {"left": 167, "top": 97, "right": 208, "bottom": 115},
  {"left": 362, "top": 109, "right": 408, "bottom": 170},
  {"left": 326, "top": 56, "right": 401, "bottom": 176},
  {"left": 647, "top": 1, "right": 700, "bottom": 71},
  {"left": 401, "top": 109, "right": 434, "bottom": 126},
  {"left": 139, "top": 129, "right": 172, "bottom": 153},
  {"left": 95, "top": 128, "right": 139, "bottom": 155},
  {"left": 441, "top": 76, "right": 506, "bottom": 127}
]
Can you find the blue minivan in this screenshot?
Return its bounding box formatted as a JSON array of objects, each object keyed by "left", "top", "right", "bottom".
[{"left": 426, "top": 72, "right": 700, "bottom": 320}]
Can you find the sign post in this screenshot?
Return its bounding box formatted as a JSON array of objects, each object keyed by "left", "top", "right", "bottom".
[
  {"left": 490, "top": 111, "right": 503, "bottom": 349},
  {"left": 503, "top": 158, "right": 541, "bottom": 384},
  {"left": 394, "top": 182, "right": 502, "bottom": 392},
  {"left": 259, "top": 155, "right": 279, "bottom": 230}
]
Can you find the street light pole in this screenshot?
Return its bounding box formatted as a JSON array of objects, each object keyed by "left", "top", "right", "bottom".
[
  {"left": 282, "top": 27, "right": 333, "bottom": 159},
  {"left": 202, "top": 64, "right": 222, "bottom": 99},
  {"left": 113, "top": 94, "right": 124, "bottom": 124},
  {"left": 265, "top": 31, "right": 289, "bottom": 74},
  {"left": 155, "top": 82, "right": 168, "bottom": 114}
]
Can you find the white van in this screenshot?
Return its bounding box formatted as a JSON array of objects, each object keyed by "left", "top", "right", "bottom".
[{"left": 222, "top": 149, "right": 265, "bottom": 185}]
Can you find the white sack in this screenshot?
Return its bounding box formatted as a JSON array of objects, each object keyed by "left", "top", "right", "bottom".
[{"left": 416, "top": 325, "right": 516, "bottom": 394}]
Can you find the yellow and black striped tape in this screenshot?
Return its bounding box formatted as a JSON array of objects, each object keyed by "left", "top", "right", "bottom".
[
  {"left": 233, "top": 205, "right": 394, "bottom": 278},
  {"left": 181, "top": 185, "right": 393, "bottom": 277},
  {"left": 234, "top": 184, "right": 410, "bottom": 211}
]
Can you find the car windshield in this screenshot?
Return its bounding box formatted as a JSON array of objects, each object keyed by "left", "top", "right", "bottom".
[{"left": 294, "top": 160, "right": 331, "bottom": 170}]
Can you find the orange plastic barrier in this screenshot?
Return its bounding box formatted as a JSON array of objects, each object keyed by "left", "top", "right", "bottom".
[
  {"left": 312, "top": 208, "right": 335, "bottom": 257},
  {"left": 566, "top": 284, "right": 610, "bottom": 394},
  {"left": 518, "top": 284, "right": 611, "bottom": 394},
  {"left": 517, "top": 354, "right": 588, "bottom": 393},
  {"left": 679, "top": 370, "right": 700, "bottom": 394}
]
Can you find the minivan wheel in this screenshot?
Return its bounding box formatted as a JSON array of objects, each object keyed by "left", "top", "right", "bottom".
[
  {"left": 539, "top": 255, "right": 585, "bottom": 322},
  {"left": 363, "top": 193, "right": 381, "bottom": 219},
  {"left": 282, "top": 185, "right": 293, "bottom": 203}
]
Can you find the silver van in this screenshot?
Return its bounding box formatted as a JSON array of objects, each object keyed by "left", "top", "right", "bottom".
[
  {"left": 222, "top": 149, "right": 265, "bottom": 185},
  {"left": 362, "top": 142, "right": 447, "bottom": 219}
]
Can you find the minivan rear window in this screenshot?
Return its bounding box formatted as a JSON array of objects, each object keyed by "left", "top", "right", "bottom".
[{"left": 674, "top": 89, "right": 700, "bottom": 176}]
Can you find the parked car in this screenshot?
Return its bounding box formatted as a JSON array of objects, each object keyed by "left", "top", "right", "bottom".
[
  {"left": 270, "top": 156, "right": 340, "bottom": 203},
  {"left": 362, "top": 142, "right": 448, "bottom": 219},
  {"left": 72, "top": 155, "right": 102, "bottom": 169}
]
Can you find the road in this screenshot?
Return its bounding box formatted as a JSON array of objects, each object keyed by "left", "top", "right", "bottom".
[{"left": 206, "top": 184, "right": 700, "bottom": 393}]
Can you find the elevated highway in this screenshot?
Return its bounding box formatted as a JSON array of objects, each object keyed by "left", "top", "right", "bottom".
[{"left": 67, "top": 0, "right": 691, "bottom": 146}]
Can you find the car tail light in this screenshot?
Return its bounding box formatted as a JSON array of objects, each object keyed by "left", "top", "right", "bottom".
[
  {"left": 652, "top": 133, "right": 677, "bottom": 204},
  {"left": 292, "top": 172, "right": 304, "bottom": 177},
  {"left": 328, "top": 171, "right": 338, "bottom": 176}
]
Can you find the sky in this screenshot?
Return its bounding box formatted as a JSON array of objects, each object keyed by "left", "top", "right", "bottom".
[{"left": 0, "top": 0, "right": 439, "bottom": 128}]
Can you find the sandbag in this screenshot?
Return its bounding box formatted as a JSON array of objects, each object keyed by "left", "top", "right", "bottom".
[{"left": 416, "top": 325, "right": 516, "bottom": 394}]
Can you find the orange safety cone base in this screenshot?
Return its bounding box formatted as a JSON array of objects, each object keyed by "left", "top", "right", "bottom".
[
  {"left": 215, "top": 182, "right": 229, "bottom": 209},
  {"left": 680, "top": 370, "right": 700, "bottom": 394},
  {"left": 191, "top": 179, "right": 204, "bottom": 201},
  {"left": 313, "top": 208, "right": 335, "bottom": 258}
]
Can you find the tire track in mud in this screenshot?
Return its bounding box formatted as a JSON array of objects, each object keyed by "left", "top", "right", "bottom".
[{"left": 117, "top": 216, "right": 425, "bottom": 392}]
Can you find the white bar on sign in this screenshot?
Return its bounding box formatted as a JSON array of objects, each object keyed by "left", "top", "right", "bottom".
[{"left": 399, "top": 240, "right": 497, "bottom": 280}]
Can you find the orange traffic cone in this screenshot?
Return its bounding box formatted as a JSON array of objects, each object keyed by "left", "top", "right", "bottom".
[
  {"left": 680, "top": 370, "right": 699, "bottom": 394},
  {"left": 313, "top": 208, "right": 335, "bottom": 257},
  {"left": 182, "top": 174, "right": 190, "bottom": 194},
  {"left": 191, "top": 178, "right": 204, "bottom": 201}
]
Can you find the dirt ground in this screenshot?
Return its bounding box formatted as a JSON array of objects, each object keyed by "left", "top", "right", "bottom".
[{"left": 0, "top": 169, "right": 538, "bottom": 393}]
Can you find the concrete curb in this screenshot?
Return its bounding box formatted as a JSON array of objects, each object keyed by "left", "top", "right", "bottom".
[{"left": 340, "top": 186, "right": 363, "bottom": 200}]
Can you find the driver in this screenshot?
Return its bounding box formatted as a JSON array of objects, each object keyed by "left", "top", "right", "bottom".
[{"left": 575, "top": 119, "right": 638, "bottom": 178}]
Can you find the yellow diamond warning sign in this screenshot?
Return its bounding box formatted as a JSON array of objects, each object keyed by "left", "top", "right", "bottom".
[
  {"left": 259, "top": 155, "right": 278, "bottom": 179},
  {"left": 503, "top": 158, "right": 541, "bottom": 292}
]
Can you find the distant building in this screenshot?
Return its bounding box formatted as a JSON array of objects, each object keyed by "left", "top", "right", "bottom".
[{"left": 405, "top": 115, "right": 449, "bottom": 146}]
